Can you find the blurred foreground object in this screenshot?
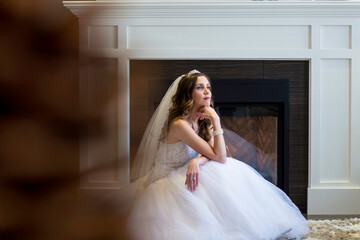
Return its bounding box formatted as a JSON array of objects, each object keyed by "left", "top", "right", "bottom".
[{"left": 0, "top": 1, "right": 129, "bottom": 239}]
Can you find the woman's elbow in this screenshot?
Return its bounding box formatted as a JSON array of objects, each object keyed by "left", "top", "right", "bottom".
[{"left": 216, "top": 156, "right": 227, "bottom": 164}]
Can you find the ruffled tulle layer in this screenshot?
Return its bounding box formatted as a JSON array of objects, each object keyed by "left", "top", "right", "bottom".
[{"left": 127, "top": 158, "right": 309, "bottom": 240}]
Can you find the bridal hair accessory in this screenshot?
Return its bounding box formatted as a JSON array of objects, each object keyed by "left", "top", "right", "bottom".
[
  {"left": 188, "top": 69, "right": 200, "bottom": 75},
  {"left": 213, "top": 129, "right": 224, "bottom": 137}
]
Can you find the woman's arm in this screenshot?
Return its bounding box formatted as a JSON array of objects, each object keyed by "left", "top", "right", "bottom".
[
  {"left": 203, "top": 108, "right": 227, "bottom": 163},
  {"left": 169, "top": 107, "right": 227, "bottom": 163}
]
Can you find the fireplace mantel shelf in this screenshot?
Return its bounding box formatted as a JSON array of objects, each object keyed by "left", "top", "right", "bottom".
[{"left": 64, "top": 1, "right": 360, "bottom": 18}]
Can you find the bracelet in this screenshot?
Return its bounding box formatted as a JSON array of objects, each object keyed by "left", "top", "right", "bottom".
[{"left": 213, "top": 129, "right": 224, "bottom": 137}]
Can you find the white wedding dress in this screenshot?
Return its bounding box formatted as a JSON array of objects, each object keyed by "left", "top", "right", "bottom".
[{"left": 126, "top": 140, "right": 309, "bottom": 240}]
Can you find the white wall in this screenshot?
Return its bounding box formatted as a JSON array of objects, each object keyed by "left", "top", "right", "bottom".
[{"left": 64, "top": 1, "right": 360, "bottom": 214}]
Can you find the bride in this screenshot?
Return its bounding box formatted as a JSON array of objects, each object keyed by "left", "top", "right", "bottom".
[{"left": 125, "top": 70, "right": 309, "bottom": 240}]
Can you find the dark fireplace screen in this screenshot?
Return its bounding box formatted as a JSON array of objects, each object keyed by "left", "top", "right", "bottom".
[
  {"left": 212, "top": 79, "right": 289, "bottom": 193},
  {"left": 218, "top": 104, "right": 279, "bottom": 185}
]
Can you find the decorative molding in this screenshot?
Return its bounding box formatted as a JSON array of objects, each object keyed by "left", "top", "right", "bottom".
[{"left": 63, "top": 1, "right": 360, "bottom": 18}]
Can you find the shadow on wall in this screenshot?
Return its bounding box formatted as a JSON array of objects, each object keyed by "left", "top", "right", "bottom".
[{"left": 0, "top": 1, "right": 130, "bottom": 239}]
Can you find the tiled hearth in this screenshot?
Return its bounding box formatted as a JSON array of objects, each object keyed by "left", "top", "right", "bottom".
[{"left": 64, "top": 0, "right": 360, "bottom": 215}]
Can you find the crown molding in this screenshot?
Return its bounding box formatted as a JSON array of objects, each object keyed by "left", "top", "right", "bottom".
[{"left": 63, "top": 1, "right": 360, "bottom": 18}]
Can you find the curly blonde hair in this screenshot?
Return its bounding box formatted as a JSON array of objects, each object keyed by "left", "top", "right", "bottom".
[{"left": 167, "top": 72, "right": 214, "bottom": 142}]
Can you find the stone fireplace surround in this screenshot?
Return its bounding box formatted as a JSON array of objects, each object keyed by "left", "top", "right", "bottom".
[{"left": 64, "top": 0, "right": 360, "bottom": 215}]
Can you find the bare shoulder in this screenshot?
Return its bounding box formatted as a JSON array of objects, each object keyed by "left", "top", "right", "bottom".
[
  {"left": 167, "top": 119, "right": 193, "bottom": 143},
  {"left": 169, "top": 119, "right": 193, "bottom": 135},
  {"left": 171, "top": 119, "right": 190, "bottom": 129}
]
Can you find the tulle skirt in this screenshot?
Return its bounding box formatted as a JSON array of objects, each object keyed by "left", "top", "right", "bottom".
[{"left": 126, "top": 158, "right": 309, "bottom": 240}]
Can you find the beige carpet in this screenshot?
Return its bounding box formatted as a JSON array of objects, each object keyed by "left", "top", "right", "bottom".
[{"left": 303, "top": 218, "right": 360, "bottom": 240}]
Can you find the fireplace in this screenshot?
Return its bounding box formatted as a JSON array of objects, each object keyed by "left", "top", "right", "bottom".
[
  {"left": 64, "top": 0, "right": 360, "bottom": 215},
  {"left": 130, "top": 60, "right": 308, "bottom": 211}
]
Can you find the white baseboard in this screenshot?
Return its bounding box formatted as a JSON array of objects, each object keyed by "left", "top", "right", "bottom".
[{"left": 308, "top": 188, "right": 360, "bottom": 215}]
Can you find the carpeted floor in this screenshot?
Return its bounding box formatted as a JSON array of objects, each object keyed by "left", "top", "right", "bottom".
[{"left": 302, "top": 218, "right": 360, "bottom": 239}]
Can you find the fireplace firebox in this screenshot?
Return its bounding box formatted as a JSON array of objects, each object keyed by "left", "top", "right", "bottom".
[{"left": 212, "top": 79, "right": 289, "bottom": 193}]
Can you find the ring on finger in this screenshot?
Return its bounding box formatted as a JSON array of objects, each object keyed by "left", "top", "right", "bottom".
[{"left": 192, "top": 176, "right": 196, "bottom": 181}]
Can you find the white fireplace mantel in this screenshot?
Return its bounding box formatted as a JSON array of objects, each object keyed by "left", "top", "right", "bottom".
[
  {"left": 65, "top": 1, "right": 360, "bottom": 18},
  {"left": 64, "top": 1, "right": 360, "bottom": 214}
]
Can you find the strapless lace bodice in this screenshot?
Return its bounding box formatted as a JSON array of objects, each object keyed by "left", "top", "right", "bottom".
[{"left": 152, "top": 141, "right": 201, "bottom": 179}]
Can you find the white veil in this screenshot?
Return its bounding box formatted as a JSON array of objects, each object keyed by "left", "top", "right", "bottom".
[{"left": 130, "top": 74, "right": 185, "bottom": 182}]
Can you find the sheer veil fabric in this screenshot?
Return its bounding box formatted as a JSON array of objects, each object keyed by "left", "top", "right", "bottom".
[
  {"left": 108, "top": 73, "right": 186, "bottom": 216},
  {"left": 130, "top": 73, "right": 184, "bottom": 184}
]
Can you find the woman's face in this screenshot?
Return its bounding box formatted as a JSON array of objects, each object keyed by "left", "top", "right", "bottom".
[{"left": 192, "top": 76, "right": 212, "bottom": 107}]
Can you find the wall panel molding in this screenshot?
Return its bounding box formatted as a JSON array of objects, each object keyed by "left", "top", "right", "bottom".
[
  {"left": 319, "top": 59, "right": 350, "bottom": 184},
  {"left": 127, "top": 25, "right": 310, "bottom": 50}
]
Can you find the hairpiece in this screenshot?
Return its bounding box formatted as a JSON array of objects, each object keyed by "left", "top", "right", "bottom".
[{"left": 188, "top": 69, "right": 200, "bottom": 75}]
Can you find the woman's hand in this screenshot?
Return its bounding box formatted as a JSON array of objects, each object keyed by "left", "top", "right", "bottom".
[
  {"left": 196, "top": 106, "right": 222, "bottom": 132},
  {"left": 185, "top": 159, "right": 199, "bottom": 192},
  {"left": 185, "top": 156, "right": 209, "bottom": 192},
  {"left": 196, "top": 106, "right": 220, "bottom": 125}
]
